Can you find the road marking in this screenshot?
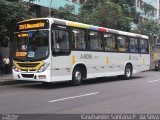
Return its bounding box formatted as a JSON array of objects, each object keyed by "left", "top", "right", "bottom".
[
  {"left": 148, "top": 79, "right": 160, "bottom": 83},
  {"left": 48, "top": 92, "right": 99, "bottom": 103}
]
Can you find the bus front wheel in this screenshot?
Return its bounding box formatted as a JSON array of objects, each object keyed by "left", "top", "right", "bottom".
[
  {"left": 72, "top": 67, "right": 82, "bottom": 86},
  {"left": 123, "top": 64, "right": 132, "bottom": 80}
]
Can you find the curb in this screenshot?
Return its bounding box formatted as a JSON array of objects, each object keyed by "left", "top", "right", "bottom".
[
  {"left": 0, "top": 79, "right": 16, "bottom": 86},
  {"left": 0, "top": 79, "right": 34, "bottom": 86}
]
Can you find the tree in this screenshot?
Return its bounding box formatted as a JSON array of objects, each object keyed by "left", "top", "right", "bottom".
[
  {"left": 133, "top": 19, "right": 160, "bottom": 45},
  {"left": 80, "top": 0, "right": 133, "bottom": 31},
  {"left": 53, "top": 4, "right": 79, "bottom": 22},
  {"left": 111, "top": 0, "right": 140, "bottom": 23},
  {"left": 0, "top": 0, "right": 30, "bottom": 47},
  {"left": 131, "top": 1, "right": 160, "bottom": 45}
]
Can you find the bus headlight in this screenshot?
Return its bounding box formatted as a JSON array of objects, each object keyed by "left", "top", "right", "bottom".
[
  {"left": 12, "top": 64, "right": 20, "bottom": 72},
  {"left": 37, "top": 63, "right": 50, "bottom": 72}
]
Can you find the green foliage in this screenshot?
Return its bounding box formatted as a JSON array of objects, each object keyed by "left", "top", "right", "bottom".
[
  {"left": 0, "top": 0, "right": 30, "bottom": 47},
  {"left": 132, "top": 20, "right": 160, "bottom": 45},
  {"left": 54, "top": 4, "right": 79, "bottom": 22},
  {"left": 112, "top": 0, "right": 139, "bottom": 21},
  {"left": 1, "top": 0, "right": 158, "bottom": 47},
  {"left": 80, "top": 0, "right": 133, "bottom": 31}
]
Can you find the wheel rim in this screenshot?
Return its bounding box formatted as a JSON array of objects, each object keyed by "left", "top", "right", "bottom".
[
  {"left": 75, "top": 71, "right": 81, "bottom": 81},
  {"left": 126, "top": 66, "right": 131, "bottom": 78}
]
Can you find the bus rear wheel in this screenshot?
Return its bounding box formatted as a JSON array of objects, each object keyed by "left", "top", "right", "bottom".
[
  {"left": 71, "top": 67, "right": 82, "bottom": 86},
  {"left": 123, "top": 64, "right": 132, "bottom": 80}
]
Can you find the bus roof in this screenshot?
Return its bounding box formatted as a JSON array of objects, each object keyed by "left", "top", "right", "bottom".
[{"left": 18, "top": 17, "right": 149, "bottom": 39}]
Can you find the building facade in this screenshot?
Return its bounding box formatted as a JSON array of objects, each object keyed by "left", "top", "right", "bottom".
[
  {"left": 135, "top": 0, "right": 159, "bottom": 23},
  {"left": 135, "top": 0, "right": 160, "bottom": 68},
  {"left": 23, "top": 0, "right": 86, "bottom": 17}
]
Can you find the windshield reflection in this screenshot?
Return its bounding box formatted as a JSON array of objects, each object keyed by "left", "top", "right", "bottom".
[{"left": 13, "top": 30, "right": 49, "bottom": 61}]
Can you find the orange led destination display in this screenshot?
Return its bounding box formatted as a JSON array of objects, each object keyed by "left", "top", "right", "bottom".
[
  {"left": 16, "top": 52, "right": 27, "bottom": 57},
  {"left": 19, "top": 22, "right": 45, "bottom": 30},
  {"left": 18, "top": 33, "right": 29, "bottom": 38},
  {"left": 16, "top": 19, "right": 49, "bottom": 31}
]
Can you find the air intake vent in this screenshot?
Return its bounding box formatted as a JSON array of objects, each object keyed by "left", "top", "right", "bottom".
[
  {"left": 17, "top": 63, "right": 39, "bottom": 68},
  {"left": 21, "top": 74, "right": 34, "bottom": 78}
]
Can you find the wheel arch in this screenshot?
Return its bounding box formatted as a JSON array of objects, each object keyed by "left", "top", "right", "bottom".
[
  {"left": 124, "top": 62, "right": 133, "bottom": 76},
  {"left": 125, "top": 62, "right": 133, "bottom": 71},
  {"left": 72, "top": 63, "right": 87, "bottom": 79}
]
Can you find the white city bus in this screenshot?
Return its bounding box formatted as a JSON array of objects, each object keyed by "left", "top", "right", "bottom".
[{"left": 12, "top": 18, "right": 150, "bottom": 85}]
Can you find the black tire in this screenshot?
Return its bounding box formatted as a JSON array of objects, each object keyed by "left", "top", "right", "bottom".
[
  {"left": 155, "top": 68, "right": 158, "bottom": 71},
  {"left": 155, "top": 66, "right": 159, "bottom": 71},
  {"left": 71, "top": 67, "right": 82, "bottom": 86},
  {"left": 123, "top": 64, "right": 132, "bottom": 80}
]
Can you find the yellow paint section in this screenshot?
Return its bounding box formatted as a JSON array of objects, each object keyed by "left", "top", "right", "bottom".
[
  {"left": 142, "top": 58, "right": 145, "bottom": 64},
  {"left": 106, "top": 56, "right": 109, "bottom": 65},
  {"left": 67, "top": 22, "right": 90, "bottom": 29},
  {"left": 154, "top": 53, "right": 158, "bottom": 61},
  {"left": 72, "top": 55, "right": 76, "bottom": 65},
  {"left": 13, "top": 61, "right": 45, "bottom": 71}
]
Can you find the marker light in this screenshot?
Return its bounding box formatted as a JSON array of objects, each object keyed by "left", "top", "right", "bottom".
[{"left": 37, "top": 63, "right": 50, "bottom": 72}]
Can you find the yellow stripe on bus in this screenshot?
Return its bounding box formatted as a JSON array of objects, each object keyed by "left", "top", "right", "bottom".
[
  {"left": 142, "top": 58, "right": 145, "bottom": 64},
  {"left": 72, "top": 55, "right": 76, "bottom": 65},
  {"left": 67, "top": 22, "right": 90, "bottom": 29},
  {"left": 106, "top": 56, "right": 109, "bottom": 65}
]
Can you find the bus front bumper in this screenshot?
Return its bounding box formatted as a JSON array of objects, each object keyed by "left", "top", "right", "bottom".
[{"left": 12, "top": 70, "right": 51, "bottom": 82}]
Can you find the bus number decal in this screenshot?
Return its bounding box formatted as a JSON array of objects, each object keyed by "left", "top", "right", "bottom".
[{"left": 80, "top": 54, "right": 92, "bottom": 59}]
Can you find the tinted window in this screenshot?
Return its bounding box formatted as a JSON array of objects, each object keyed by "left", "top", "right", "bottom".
[
  {"left": 104, "top": 33, "right": 117, "bottom": 51},
  {"left": 140, "top": 39, "right": 149, "bottom": 54},
  {"left": 13, "top": 30, "right": 49, "bottom": 61},
  {"left": 117, "top": 36, "right": 128, "bottom": 52},
  {"left": 54, "top": 29, "right": 69, "bottom": 50},
  {"left": 72, "top": 28, "right": 86, "bottom": 50},
  {"left": 88, "top": 31, "right": 103, "bottom": 51},
  {"left": 129, "top": 38, "right": 139, "bottom": 53}
]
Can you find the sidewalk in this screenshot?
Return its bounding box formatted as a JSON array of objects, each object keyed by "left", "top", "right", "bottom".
[
  {"left": 0, "top": 74, "right": 13, "bottom": 81},
  {"left": 0, "top": 74, "right": 35, "bottom": 86},
  {"left": 0, "top": 74, "right": 15, "bottom": 85}
]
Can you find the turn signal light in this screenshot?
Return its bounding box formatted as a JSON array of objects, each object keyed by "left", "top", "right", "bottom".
[{"left": 38, "top": 75, "right": 46, "bottom": 79}]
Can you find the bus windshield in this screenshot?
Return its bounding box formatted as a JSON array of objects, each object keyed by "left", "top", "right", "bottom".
[{"left": 13, "top": 30, "right": 49, "bottom": 61}]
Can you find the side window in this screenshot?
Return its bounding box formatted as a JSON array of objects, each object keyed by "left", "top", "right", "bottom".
[
  {"left": 140, "top": 39, "right": 149, "bottom": 54},
  {"left": 54, "top": 29, "right": 69, "bottom": 50},
  {"left": 72, "top": 28, "right": 86, "bottom": 50},
  {"left": 88, "top": 31, "right": 103, "bottom": 51},
  {"left": 117, "top": 36, "right": 128, "bottom": 52},
  {"left": 129, "top": 38, "right": 139, "bottom": 53},
  {"left": 104, "top": 33, "right": 117, "bottom": 51}
]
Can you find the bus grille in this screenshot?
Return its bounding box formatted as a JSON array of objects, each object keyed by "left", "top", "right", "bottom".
[
  {"left": 17, "top": 63, "right": 39, "bottom": 68},
  {"left": 21, "top": 74, "right": 34, "bottom": 78},
  {"left": 14, "top": 61, "right": 44, "bottom": 71}
]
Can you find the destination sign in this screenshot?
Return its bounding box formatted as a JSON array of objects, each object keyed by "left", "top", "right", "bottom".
[
  {"left": 16, "top": 19, "right": 49, "bottom": 31},
  {"left": 18, "top": 33, "right": 29, "bottom": 38},
  {"left": 19, "top": 22, "right": 45, "bottom": 30}
]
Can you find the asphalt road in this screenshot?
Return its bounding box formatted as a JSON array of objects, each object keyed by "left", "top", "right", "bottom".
[{"left": 0, "top": 71, "right": 160, "bottom": 114}]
